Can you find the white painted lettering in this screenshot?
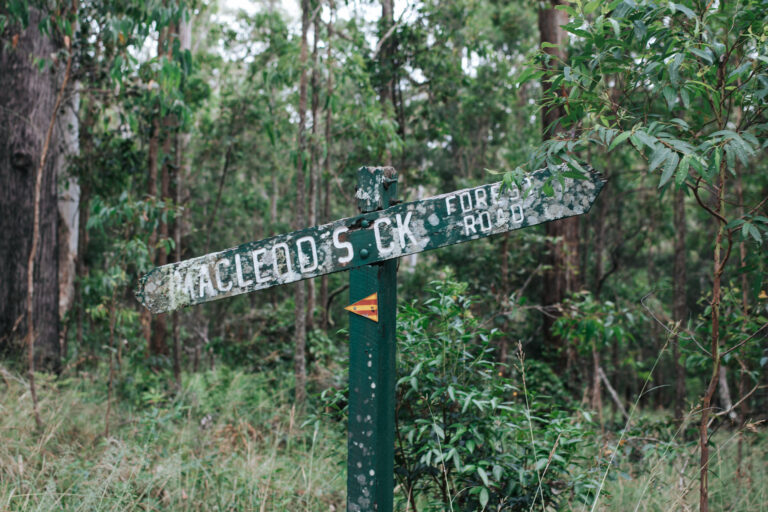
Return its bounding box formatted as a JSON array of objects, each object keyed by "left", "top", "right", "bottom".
[
  {"left": 235, "top": 254, "right": 253, "bottom": 288},
  {"left": 183, "top": 270, "right": 195, "bottom": 298},
  {"left": 251, "top": 248, "right": 269, "bottom": 284},
  {"left": 474, "top": 188, "right": 488, "bottom": 209},
  {"left": 490, "top": 183, "right": 500, "bottom": 204},
  {"left": 395, "top": 212, "right": 420, "bottom": 249},
  {"left": 479, "top": 211, "right": 492, "bottom": 231},
  {"left": 511, "top": 203, "right": 524, "bottom": 224},
  {"left": 296, "top": 236, "right": 318, "bottom": 273},
  {"left": 333, "top": 226, "right": 354, "bottom": 264},
  {"left": 272, "top": 243, "right": 292, "bottom": 278},
  {"left": 373, "top": 217, "right": 395, "bottom": 255},
  {"left": 198, "top": 265, "right": 216, "bottom": 297},
  {"left": 445, "top": 195, "right": 457, "bottom": 215},
  {"left": 214, "top": 259, "right": 233, "bottom": 292},
  {"left": 463, "top": 215, "right": 477, "bottom": 235},
  {"left": 459, "top": 191, "right": 473, "bottom": 213}
]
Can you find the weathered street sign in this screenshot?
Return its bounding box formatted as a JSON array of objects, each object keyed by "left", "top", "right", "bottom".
[
  {"left": 135, "top": 163, "right": 605, "bottom": 512},
  {"left": 135, "top": 166, "right": 605, "bottom": 314}
]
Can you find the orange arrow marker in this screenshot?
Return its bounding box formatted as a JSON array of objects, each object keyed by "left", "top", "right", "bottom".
[{"left": 345, "top": 293, "right": 379, "bottom": 322}]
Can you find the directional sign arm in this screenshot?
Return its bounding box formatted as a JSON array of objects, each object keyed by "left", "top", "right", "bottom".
[{"left": 136, "top": 166, "right": 605, "bottom": 314}]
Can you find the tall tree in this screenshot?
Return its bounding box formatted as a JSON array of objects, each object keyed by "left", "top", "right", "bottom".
[
  {"left": 672, "top": 187, "right": 687, "bottom": 422},
  {"left": 320, "top": 1, "right": 335, "bottom": 331},
  {"left": 0, "top": 7, "right": 67, "bottom": 372},
  {"left": 306, "top": 9, "right": 320, "bottom": 331},
  {"left": 538, "top": 0, "right": 579, "bottom": 369},
  {"left": 378, "top": 0, "right": 395, "bottom": 166},
  {"left": 293, "top": 0, "right": 311, "bottom": 405}
]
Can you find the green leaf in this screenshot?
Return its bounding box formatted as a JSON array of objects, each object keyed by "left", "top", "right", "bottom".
[
  {"left": 607, "top": 17, "right": 621, "bottom": 38},
  {"left": 689, "top": 47, "right": 714, "bottom": 64},
  {"left": 662, "top": 86, "right": 677, "bottom": 109},
  {"left": 634, "top": 130, "right": 657, "bottom": 149},
  {"left": 659, "top": 152, "right": 680, "bottom": 188},
  {"left": 608, "top": 131, "right": 632, "bottom": 151},
  {"left": 560, "top": 170, "right": 588, "bottom": 180},
  {"left": 584, "top": 0, "right": 601, "bottom": 14},
  {"left": 479, "top": 487, "right": 489, "bottom": 508},
  {"left": 477, "top": 466, "right": 491, "bottom": 487},
  {"left": 649, "top": 147, "right": 671, "bottom": 172},
  {"left": 671, "top": 3, "right": 696, "bottom": 19},
  {"left": 668, "top": 53, "right": 684, "bottom": 86},
  {"left": 675, "top": 155, "right": 690, "bottom": 187},
  {"left": 680, "top": 87, "right": 690, "bottom": 108}
]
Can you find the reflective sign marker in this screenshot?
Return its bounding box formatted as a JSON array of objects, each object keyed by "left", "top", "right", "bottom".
[{"left": 345, "top": 293, "right": 379, "bottom": 322}]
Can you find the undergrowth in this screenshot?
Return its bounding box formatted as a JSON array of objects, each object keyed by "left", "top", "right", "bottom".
[
  {"left": 0, "top": 367, "right": 345, "bottom": 511},
  {"left": 1, "top": 364, "right": 765, "bottom": 511}
]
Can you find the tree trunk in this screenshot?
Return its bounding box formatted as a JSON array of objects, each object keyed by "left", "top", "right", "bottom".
[
  {"left": 699, "top": 158, "right": 727, "bottom": 512},
  {"left": 321, "top": 3, "right": 335, "bottom": 331},
  {"left": 672, "top": 187, "right": 687, "bottom": 423},
  {"left": 0, "top": 8, "right": 63, "bottom": 371},
  {"left": 306, "top": 13, "right": 321, "bottom": 331},
  {"left": 171, "top": 16, "right": 192, "bottom": 389},
  {"left": 379, "top": 0, "right": 395, "bottom": 166},
  {"left": 56, "top": 87, "right": 80, "bottom": 362},
  {"left": 539, "top": 0, "right": 578, "bottom": 371},
  {"left": 293, "top": 0, "right": 311, "bottom": 406},
  {"left": 143, "top": 42, "right": 161, "bottom": 356}
]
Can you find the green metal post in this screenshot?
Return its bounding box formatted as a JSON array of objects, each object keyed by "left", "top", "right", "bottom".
[{"left": 347, "top": 166, "right": 397, "bottom": 512}]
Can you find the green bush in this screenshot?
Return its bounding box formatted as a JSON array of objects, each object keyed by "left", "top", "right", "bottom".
[{"left": 394, "top": 279, "right": 599, "bottom": 511}]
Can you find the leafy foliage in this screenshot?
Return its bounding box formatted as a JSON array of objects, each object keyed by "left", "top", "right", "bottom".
[{"left": 394, "top": 280, "right": 599, "bottom": 510}]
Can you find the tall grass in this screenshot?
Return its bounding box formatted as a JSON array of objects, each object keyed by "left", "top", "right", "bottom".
[
  {"left": 1, "top": 363, "right": 764, "bottom": 511},
  {"left": 597, "top": 427, "right": 767, "bottom": 511},
  {"left": 0, "top": 366, "right": 345, "bottom": 511}
]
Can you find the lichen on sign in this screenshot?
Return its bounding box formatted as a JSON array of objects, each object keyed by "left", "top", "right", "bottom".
[{"left": 136, "top": 165, "right": 605, "bottom": 314}]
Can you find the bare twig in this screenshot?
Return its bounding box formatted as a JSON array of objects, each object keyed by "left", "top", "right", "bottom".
[
  {"left": 721, "top": 321, "right": 768, "bottom": 357},
  {"left": 712, "top": 383, "right": 766, "bottom": 421},
  {"left": 597, "top": 366, "right": 629, "bottom": 421}
]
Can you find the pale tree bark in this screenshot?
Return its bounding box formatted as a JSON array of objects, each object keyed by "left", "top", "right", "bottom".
[
  {"left": 538, "top": 0, "right": 579, "bottom": 372},
  {"left": 379, "top": 0, "right": 394, "bottom": 167},
  {"left": 320, "top": 1, "right": 335, "bottom": 331},
  {"left": 294, "top": 0, "right": 311, "bottom": 406},
  {"left": 172, "top": 16, "right": 192, "bottom": 389},
  {"left": 56, "top": 88, "right": 80, "bottom": 362},
  {"left": 306, "top": 13, "right": 320, "bottom": 331},
  {"left": 0, "top": 8, "right": 66, "bottom": 374}
]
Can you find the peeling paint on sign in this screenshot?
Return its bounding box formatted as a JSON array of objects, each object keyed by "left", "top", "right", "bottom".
[{"left": 136, "top": 166, "right": 605, "bottom": 314}]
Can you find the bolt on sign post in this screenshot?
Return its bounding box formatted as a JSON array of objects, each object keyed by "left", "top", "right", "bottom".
[{"left": 136, "top": 164, "right": 605, "bottom": 512}]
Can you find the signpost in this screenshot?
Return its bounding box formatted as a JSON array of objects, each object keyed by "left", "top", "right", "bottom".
[{"left": 135, "top": 164, "right": 605, "bottom": 511}]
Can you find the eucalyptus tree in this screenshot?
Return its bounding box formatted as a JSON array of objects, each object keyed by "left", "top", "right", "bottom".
[{"left": 514, "top": 1, "right": 768, "bottom": 509}]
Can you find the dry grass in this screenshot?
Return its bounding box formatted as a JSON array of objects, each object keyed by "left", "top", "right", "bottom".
[{"left": 0, "top": 367, "right": 345, "bottom": 511}]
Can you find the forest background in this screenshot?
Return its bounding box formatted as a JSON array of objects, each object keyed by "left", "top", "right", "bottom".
[{"left": 0, "top": 0, "right": 767, "bottom": 510}]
